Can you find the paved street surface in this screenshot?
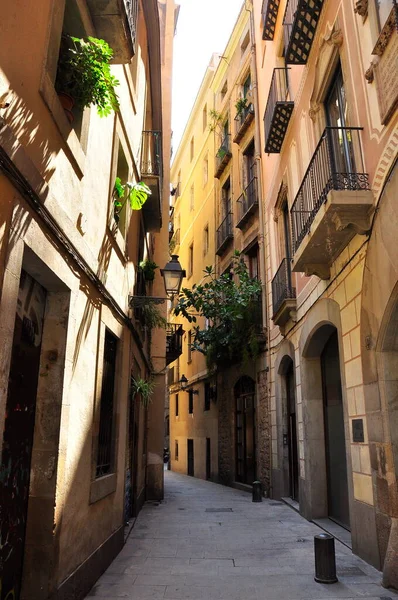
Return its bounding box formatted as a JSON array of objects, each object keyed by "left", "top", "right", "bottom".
[{"left": 86, "top": 471, "right": 398, "bottom": 599}]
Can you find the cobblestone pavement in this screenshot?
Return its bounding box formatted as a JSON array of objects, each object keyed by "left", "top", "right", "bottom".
[{"left": 86, "top": 471, "right": 398, "bottom": 600}]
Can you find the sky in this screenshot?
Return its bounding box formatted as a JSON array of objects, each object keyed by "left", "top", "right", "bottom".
[{"left": 171, "top": 0, "right": 244, "bottom": 159}]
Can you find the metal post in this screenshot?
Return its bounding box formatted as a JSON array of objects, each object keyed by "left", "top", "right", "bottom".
[
  {"left": 252, "top": 481, "right": 262, "bottom": 502},
  {"left": 314, "top": 533, "right": 338, "bottom": 583}
]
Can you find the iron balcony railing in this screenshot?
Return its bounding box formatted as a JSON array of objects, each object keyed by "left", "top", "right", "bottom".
[
  {"left": 216, "top": 211, "right": 233, "bottom": 255},
  {"left": 236, "top": 177, "right": 259, "bottom": 228},
  {"left": 123, "top": 0, "right": 139, "bottom": 46},
  {"left": 262, "top": 0, "right": 281, "bottom": 40},
  {"left": 271, "top": 258, "right": 296, "bottom": 317},
  {"left": 235, "top": 102, "right": 254, "bottom": 136},
  {"left": 166, "top": 324, "right": 184, "bottom": 365},
  {"left": 215, "top": 134, "right": 232, "bottom": 174},
  {"left": 290, "top": 127, "right": 370, "bottom": 254},
  {"left": 283, "top": 0, "right": 323, "bottom": 64},
  {"left": 264, "top": 68, "right": 293, "bottom": 153},
  {"left": 141, "top": 130, "right": 162, "bottom": 177}
]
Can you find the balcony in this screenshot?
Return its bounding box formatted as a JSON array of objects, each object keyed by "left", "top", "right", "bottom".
[
  {"left": 271, "top": 258, "right": 296, "bottom": 331},
  {"left": 170, "top": 228, "right": 180, "bottom": 252},
  {"left": 140, "top": 130, "right": 162, "bottom": 231},
  {"left": 236, "top": 177, "right": 259, "bottom": 229},
  {"left": 166, "top": 324, "right": 184, "bottom": 366},
  {"left": 234, "top": 103, "right": 255, "bottom": 144},
  {"left": 290, "top": 127, "right": 374, "bottom": 280},
  {"left": 215, "top": 135, "right": 232, "bottom": 179},
  {"left": 262, "top": 0, "right": 281, "bottom": 40},
  {"left": 87, "top": 0, "right": 138, "bottom": 63},
  {"left": 216, "top": 212, "right": 234, "bottom": 256},
  {"left": 264, "top": 68, "right": 294, "bottom": 153},
  {"left": 283, "top": 0, "right": 323, "bottom": 65}
]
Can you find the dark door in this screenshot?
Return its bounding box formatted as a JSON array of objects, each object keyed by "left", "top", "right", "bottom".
[
  {"left": 235, "top": 377, "right": 256, "bottom": 484},
  {"left": 187, "top": 439, "right": 194, "bottom": 476},
  {"left": 206, "top": 438, "right": 211, "bottom": 480},
  {"left": 286, "top": 363, "right": 299, "bottom": 501},
  {"left": 0, "top": 271, "right": 47, "bottom": 600},
  {"left": 325, "top": 67, "right": 356, "bottom": 177},
  {"left": 321, "top": 331, "right": 350, "bottom": 529}
]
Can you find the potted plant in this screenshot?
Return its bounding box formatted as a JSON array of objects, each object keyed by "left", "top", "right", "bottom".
[
  {"left": 235, "top": 97, "right": 248, "bottom": 117},
  {"left": 139, "top": 259, "right": 159, "bottom": 282},
  {"left": 113, "top": 178, "right": 152, "bottom": 224},
  {"left": 55, "top": 35, "right": 120, "bottom": 120},
  {"left": 131, "top": 377, "right": 156, "bottom": 408},
  {"left": 216, "top": 146, "right": 228, "bottom": 160}
]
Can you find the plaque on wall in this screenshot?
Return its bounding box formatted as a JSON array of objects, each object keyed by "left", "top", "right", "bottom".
[
  {"left": 352, "top": 418, "right": 365, "bottom": 443},
  {"left": 373, "top": 15, "right": 398, "bottom": 124}
]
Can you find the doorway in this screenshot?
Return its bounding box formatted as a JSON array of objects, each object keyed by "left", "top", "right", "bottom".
[
  {"left": 321, "top": 330, "right": 350, "bottom": 529},
  {"left": 235, "top": 376, "right": 256, "bottom": 484},
  {"left": 286, "top": 362, "right": 299, "bottom": 501},
  {"left": 0, "top": 270, "right": 47, "bottom": 600},
  {"left": 187, "top": 439, "right": 194, "bottom": 476}
]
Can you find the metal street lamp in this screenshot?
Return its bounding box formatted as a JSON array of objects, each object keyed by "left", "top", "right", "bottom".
[
  {"left": 178, "top": 374, "right": 199, "bottom": 395},
  {"left": 161, "top": 255, "right": 186, "bottom": 299}
]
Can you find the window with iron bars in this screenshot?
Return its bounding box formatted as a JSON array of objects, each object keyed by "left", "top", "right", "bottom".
[{"left": 96, "top": 329, "right": 118, "bottom": 478}]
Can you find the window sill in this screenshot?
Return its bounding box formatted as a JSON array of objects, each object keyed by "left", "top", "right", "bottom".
[
  {"left": 90, "top": 473, "right": 117, "bottom": 504},
  {"left": 40, "top": 70, "right": 86, "bottom": 178}
]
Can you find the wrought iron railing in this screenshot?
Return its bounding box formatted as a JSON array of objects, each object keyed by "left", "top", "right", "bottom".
[
  {"left": 290, "top": 127, "right": 370, "bottom": 254},
  {"left": 141, "top": 130, "right": 162, "bottom": 176},
  {"left": 216, "top": 211, "right": 233, "bottom": 253},
  {"left": 123, "top": 0, "right": 139, "bottom": 45},
  {"left": 237, "top": 177, "right": 258, "bottom": 226},
  {"left": 271, "top": 258, "right": 296, "bottom": 316},
  {"left": 262, "top": 0, "right": 281, "bottom": 40},
  {"left": 166, "top": 324, "right": 184, "bottom": 360},
  {"left": 235, "top": 102, "right": 254, "bottom": 135},
  {"left": 264, "top": 68, "right": 292, "bottom": 149},
  {"left": 215, "top": 134, "right": 232, "bottom": 172},
  {"left": 282, "top": 0, "right": 323, "bottom": 64}
]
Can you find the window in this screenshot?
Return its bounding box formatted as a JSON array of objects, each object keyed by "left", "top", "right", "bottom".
[
  {"left": 243, "top": 140, "right": 256, "bottom": 187},
  {"left": 241, "top": 30, "right": 250, "bottom": 55},
  {"left": 175, "top": 440, "right": 179, "bottom": 460},
  {"left": 243, "top": 73, "right": 252, "bottom": 99},
  {"left": 190, "top": 137, "right": 195, "bottom": 161},
  {"left": 188, "top": 243, "right": 194, "bottom": 277},
  {"left": 203, "top": 154, "right": 209, "bottom": 186},
  {"left": 247, "top": 244, "right": 259, "bottom": 280},
  {"left": 187, "top": 330, "right": 192, "bottom": 363},
  {"left": 175, "top": 394, "right": 179, "bottom": 416},
  {"left": 221, "top": 80, "right": 228, "bottom": 102},
  {"left": 204, "top": 382, "right": 211, "bottom": 411},
  {"left": 113, "top": 141, "right": 130, "bottom": 237},
  {"left": 188, "top": 389, "right": 194, "bottom": 414},
  {"left": 96, "top": 330, "right": 118, "bottom": 478},
  {"left": 221, "top": 178, "right": 231, "bottom": 219},
  {"left": 165, "top": 416, "right": 170, "bottom": 437},
  {"left": 190, "top": 184, "right": 195, "bottom": 211},
  {"left": 203, "top": 225, "right": 209, "bottom": 256},
  {"left": 203, "top": 104, "right": 208, "bottom": 131}
]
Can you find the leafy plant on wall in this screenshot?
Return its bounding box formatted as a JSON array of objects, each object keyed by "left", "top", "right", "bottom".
[
  {"left": 131, "top": 377, "right": 156, "bottom": 408},
  {"left": 113, "top": 178, "right": 152, "bottom": 223},
  {"left": 174, "top": 251, "right": 262, "bottom": 370}
]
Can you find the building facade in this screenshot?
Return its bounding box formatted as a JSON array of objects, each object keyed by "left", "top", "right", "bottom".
[
  {"left": 0, "top": 1, "right": 177, "bottom": 598},
  {"left": 169, "top": 6, "right": 270, "bottom": 494},
  {"left": 254, "top": 0, "right": 398, "bottom": 587}
]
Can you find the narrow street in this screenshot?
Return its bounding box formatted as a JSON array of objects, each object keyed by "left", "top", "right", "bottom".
[{"left": 85, "top": 472, "right": 397, "bottom": 600}]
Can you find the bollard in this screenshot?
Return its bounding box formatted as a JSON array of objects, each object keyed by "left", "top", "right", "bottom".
[
  {"left": 252, "top": 481, "right": 262, "bottom": 502},
  {"left": 314, "top": 533, "right": 338, "bottom": 584}
]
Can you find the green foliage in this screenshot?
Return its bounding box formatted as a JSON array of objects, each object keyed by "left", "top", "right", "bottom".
[
  {"left": 56, "top": 35, "right": 120, "bottom": 117},
  {"left": 139, "top": 259, "right": 159, "bottom": 281},
  {"left": 113, "top": 180, "right": 151, "bottom": 223},
  {"left": 129, "top": 182, "right": 152, "bottom": 210},
  {"left": 131, "top": 377, "right": 156, "bottom": 408},
  {"left": 208, "top": 109, "right": 223, "bottom": 134},
  {"left": 142, "top": 301, "right": 167, "bottom": 330},
  {"left": 216, "top": 147, "right": 227, "bottom": 160},
  {"left": 235, "top": 97, "right": 248, "bottom": 116},
  {"left": 174, "top": 251, "right": 262, "bottom": 370}
]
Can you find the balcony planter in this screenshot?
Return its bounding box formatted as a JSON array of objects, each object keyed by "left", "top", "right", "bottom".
[
  {"left": 55, "top": 35, "right": 120, "bottom": 118},
  {"left": 139, "top": 259, "right": 159, "bottom": 282}
]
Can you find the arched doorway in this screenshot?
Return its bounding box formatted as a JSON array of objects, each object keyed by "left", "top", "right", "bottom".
[
  {"left": 235, "top": 376, "right": 256, "bottom": 484},
  {"left": 321, "top": 330, "right": 349, "bottom": 528}
]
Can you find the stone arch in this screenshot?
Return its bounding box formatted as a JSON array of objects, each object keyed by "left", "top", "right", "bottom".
[
  {"left": 361, "top": 159, "right": 398, "bottom": 584},
  {"left": 272, "top": 340, "right": 296, "bottom": 499},
  {"left": 298, "top": 298, "right": 354, "bottom": 526}
]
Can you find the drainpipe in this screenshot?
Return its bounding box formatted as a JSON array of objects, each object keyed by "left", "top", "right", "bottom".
[{"left": 246, "top": 0, "right": 273, "bottom": 496}]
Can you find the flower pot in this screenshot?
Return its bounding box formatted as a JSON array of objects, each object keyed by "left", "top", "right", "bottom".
[{"left": 57, "top": 92, "right": 74, "bottom": 123}]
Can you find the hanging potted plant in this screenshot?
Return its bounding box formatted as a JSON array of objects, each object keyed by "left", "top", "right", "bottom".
[
  {"left": 131, "top": 377, "right": 156, "bottom": 408},
  {"left": 235, "top": 96, "right": 248, "bottom": 117},
  {"left": 55, "top": 34, "right": 120, "bottom": 121},
  {"left": 139, "top": 259, "right": 159, "bottom": 282}
]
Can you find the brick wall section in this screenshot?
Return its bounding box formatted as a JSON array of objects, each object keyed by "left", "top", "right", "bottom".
[{"left": 256, "top": 369, "right": 270, "bottom": 494}]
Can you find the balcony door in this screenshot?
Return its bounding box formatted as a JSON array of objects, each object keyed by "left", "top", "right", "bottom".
[
  {"left": 243, "top": 141, "right": 256, "bottom": 188},
  {"left": 325, "top": 67, "right": 355, "bottom": 177},
  {"left": 235, "top": 376, "right": 256, "bottom": 485},
  {"left": 221, "top": 178, "right": 231, "bottom": 220}
]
